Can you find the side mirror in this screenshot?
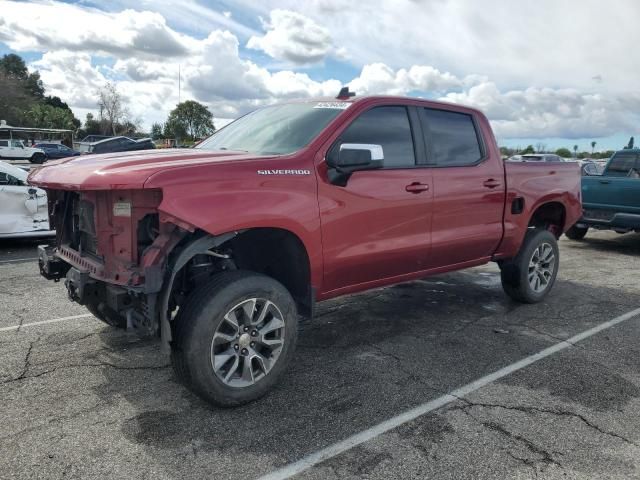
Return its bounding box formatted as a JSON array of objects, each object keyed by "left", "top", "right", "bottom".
[{"left": 327, "top": 143, "right": 384, "bottom": 186}]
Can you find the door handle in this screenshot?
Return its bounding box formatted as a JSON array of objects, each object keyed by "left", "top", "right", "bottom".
[
  {"left": 483, "top": 179, "right": 501, "bottom": 188},
  {"left": 599, "top": 180, "right": 610, "bottom": 184},
  {"left": 405, "top": 182, "right": 429, "bottom": 193}
]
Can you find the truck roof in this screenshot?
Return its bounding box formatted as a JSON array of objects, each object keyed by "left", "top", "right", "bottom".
[{"left": 279, "top": 95, "right": 484, "bottom": 116}]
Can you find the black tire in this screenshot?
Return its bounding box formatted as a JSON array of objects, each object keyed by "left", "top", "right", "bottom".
[
  {"left": 500, "top": 229, "right": 559, "bottom": 304},
  {"left": 85, "top": 301, "right": 127, "bottom": 328},
  {"left": 565, "top": 225, "right": 588, "bottom": 240},
  {"left": 171, "top": 270, "right": 298, "bottom": 407},
  {"left": 30, "top": 152, "right": 46, "bottom": 164}
]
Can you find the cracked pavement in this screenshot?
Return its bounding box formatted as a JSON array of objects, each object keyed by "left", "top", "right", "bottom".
[{"left": 1, "top": 231, "right": 639, "bottom": 479}]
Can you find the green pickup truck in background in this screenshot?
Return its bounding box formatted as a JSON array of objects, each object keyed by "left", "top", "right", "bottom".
[{"left": 566, "top": 148, "right": 640, "bottom": 240}]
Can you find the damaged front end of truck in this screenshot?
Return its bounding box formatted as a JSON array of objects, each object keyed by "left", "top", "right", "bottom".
[{"left": 37, "top": 188, "right": 237, "bottom": 348}]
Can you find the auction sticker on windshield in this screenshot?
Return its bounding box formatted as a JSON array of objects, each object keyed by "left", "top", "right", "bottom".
[{"left": 313, "top": 102, "right": 351, "bottom": 109}]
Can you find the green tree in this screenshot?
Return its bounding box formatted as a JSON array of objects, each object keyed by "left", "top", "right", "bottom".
[
  {"left": 0, "top": 71, "right": 34, "bottom": 125},
  {"left": 150, "top": 122, "right": 164, "bottom": 140},
  {"left": 0, "top": 53, "right": 44, "bottom": 98},
  {"left": 521, "top": 145, "right": 535, "bottom": 154},
  {"left": 44, "top": 95, "right": 80, "bottom": 128},
  {"left": 499, "top": 146, "right": 516, "bottom": 157},
  {"left": 165, "top": 100, "right": 214, "bottom": 140},
  {"left": 24, "top": 103, "right": 78, "bottom": 130},
  {"left": 590, "top": 141, "right": 596, "bottom": 154},
  {"left": 573, "top": 145, "right": 579, "bottom": 157},
  {"left": 0, "top": 53, "right": 80, "bottom": 129},
  {"left": 555, "top": 147, "right": 572, "bottom": 158},
  {"left": 83, "top": 113, "right": 104, "bottom": 136},
  {"left": 163, "top": 115, "right": 186, "bottom": 140}
]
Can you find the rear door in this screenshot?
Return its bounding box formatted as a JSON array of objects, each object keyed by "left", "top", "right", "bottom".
[
  {"left": 583, "top": 152, "right": 640, "bottom": 213},
  {"left": 56, "top": 145, "right": 71, "bottom": 158},
  {"left": 421, "top": 107, "right": 506, "bottom": 267},
  {"left": 318, "top": 105, "right": 433, "bottom": 293}
]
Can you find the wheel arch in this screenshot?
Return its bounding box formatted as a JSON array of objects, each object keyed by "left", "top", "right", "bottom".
[
  {"left": 159, "top": 227, "right": 314, "bottom": 347},
  {"left": 226, "top": 227, "right": 313, "bottom": 317},
  {"left": 527, "top": 201, "right": 566, "bottom": 238}
]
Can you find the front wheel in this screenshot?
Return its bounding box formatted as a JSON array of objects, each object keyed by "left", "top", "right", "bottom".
[
  {"left": 565, "top": 225, "right": 588, "bottom": 240},
  {"left": 171, "top": 271, "right": 298, "bottom": 407},
  {"left": 500, "top": 229, "right": 559, "bottom": 304}
]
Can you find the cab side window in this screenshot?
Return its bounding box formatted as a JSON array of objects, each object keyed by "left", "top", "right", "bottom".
[
  {"left": 606, "top": 154, "right": 639, "bottom": 177},
  {"left": 333, "top": 106, "right": 416, "bottom": 168},
  {"left": 422, "top": 108, "right": 483, "bottom": 166}
]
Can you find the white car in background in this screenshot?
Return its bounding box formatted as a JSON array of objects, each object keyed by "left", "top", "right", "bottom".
[
  {"left": 0, "top": 139, "right": 47, "bottom": 164},
  {"left": 0, "top": 161, "right": 54, "bottom": 238}
]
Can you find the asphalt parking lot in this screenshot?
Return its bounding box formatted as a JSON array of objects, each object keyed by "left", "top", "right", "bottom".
[{"left": 1, "top": 231, "right": 639, "bottom": 479}]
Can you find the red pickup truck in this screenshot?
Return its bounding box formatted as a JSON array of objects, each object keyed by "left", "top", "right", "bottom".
[{"left": 29, "top": 95, "right": 581, "bottom": 406}]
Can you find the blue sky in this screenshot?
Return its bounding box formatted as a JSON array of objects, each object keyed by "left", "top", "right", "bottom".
[{"left": 1, "top": 0, "right": 639, "bottom": 151}]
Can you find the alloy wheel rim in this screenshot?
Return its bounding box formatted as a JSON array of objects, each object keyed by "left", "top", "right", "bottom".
[
  {"left": 528, "top": 242, "right": 555, "bottom": 293},
  {"left": 210, "top": 298, "right": 285, "bottom": 388}
]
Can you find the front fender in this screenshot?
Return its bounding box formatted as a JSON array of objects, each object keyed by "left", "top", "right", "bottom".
[{"left": 144, "top": 158, "right": 323, "bottom": 289}]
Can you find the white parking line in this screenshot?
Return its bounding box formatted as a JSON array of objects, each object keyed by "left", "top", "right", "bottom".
[
  {"left": 258, "top": 306, "right": 640, "bottom": 480},
  {"left": 0, "top": 257, "right": 38, "bottom": 264},
  {"left": 0, "top": 314, "right": 93, "bottom": 332}
]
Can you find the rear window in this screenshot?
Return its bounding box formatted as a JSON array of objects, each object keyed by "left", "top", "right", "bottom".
[
  {"left": 422, "top": 108, "right": 482, "bottom": 166},
  {"left": 606, "top": 153, "right": 639, "bottom": 177},
  {"left": 0, "top": 140, "right": 7, "bottom": 147}
]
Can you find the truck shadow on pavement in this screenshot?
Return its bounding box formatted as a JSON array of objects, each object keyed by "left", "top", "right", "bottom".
[
  {"left": 81, "top": 270, "right": 640, "bottom": 474},
  {"left": 569, "top": 232, "right": 640, "bottom": 256}
]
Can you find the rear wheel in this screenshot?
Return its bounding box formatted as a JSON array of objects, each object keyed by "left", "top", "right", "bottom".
[
  {"left": 171, "top": 270, "right": 298, "bottom": 407},
  {"left": 500, "top": 229, "right": 559, "bottom": 303},
  {"left": 30, "top": 152, "right": 46, "bottom": 164},
  {"left": 565, "top": 225, "right": 588, "bottom": 240}
]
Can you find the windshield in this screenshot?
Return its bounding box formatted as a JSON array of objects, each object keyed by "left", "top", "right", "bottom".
[{"left": 196, "top": 102, "right": 348, "bottom": 155}]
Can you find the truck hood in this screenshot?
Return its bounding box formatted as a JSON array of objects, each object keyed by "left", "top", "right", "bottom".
[{"left": 28, "top": 148, "right": 270, "bottom": 190}]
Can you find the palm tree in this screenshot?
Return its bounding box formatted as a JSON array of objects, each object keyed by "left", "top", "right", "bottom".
[
  {"left": 573, "top": 145, "right": 578, "bottom": 158},
  {"left": 591, "top": 141, "right": 596, "bottom": 154}
]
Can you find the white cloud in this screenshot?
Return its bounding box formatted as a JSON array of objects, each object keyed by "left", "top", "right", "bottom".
[
  {"left": 241, "top": 0, "right": 640, "bottom": 93},
  {"left": 3, "top": 0, "right": 639, "bottom": 143},
  {"left": 247, "top": 9, "right": 334, "bottom": 64},
  {"left": 32, "top": 51, "right": 108, "bottom": 110},
  {"left": 349, "top": 63, "right": 464, "bottom": 96},
  {"left": 33, "top": 51, "right": 175, "bottom": 126},
  {"left": 0, "top": 1, "right": 195, "bottom": 58},
  {"left": 443, "top": 82, "right": 640, "bottom": 139}
]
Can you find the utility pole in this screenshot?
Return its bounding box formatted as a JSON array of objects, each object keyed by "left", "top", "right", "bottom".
[{"left": 178, "top": 65, "right": 181, "bottom": 105}]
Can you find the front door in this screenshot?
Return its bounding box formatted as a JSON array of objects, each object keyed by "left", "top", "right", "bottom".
[{"left": 318, "top": 105, "right": 433, "bottom": 293}]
